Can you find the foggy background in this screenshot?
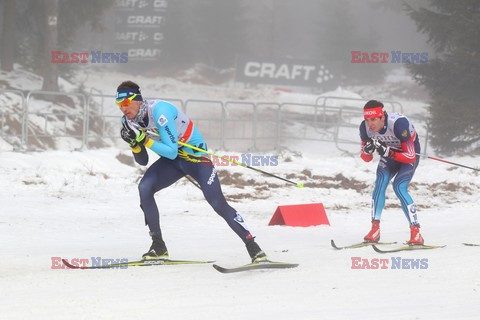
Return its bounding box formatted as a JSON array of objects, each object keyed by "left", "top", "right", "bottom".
[
  {"left": 0, "top": 0, "right": 479, "bottom": 154},
  {"left": 3, "top": 3, "right": 480, "bottom": 320},
  {"left": 0, "top": 0, "right": 434, "bottom": 82},
  {"left": 73, "top": 0, "right": 434, "bottom": 80}
]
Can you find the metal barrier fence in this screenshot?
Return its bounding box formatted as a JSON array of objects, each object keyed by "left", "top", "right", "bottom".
[
  {"left": 24, "top": 90, "right": 87, "bottom": 149},
  {"left": 0, "top": 89, "right": 26, "bottom": 146},
  {"left": 315, "top": 96, "right": 404, "bottom": 113},
  {"left": 0, "top": 89, "right": 429, "bottom": 153}
]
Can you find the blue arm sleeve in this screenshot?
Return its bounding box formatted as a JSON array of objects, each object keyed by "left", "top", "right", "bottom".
[
  {"left": 147, "top": 102, "right": 179, "bottom": 160},
  {"left": 393, "top": 118, "right": 411, "bottom": 142},
  {"left": 359, "top": 120, "right": 369, "bottom": 141}
]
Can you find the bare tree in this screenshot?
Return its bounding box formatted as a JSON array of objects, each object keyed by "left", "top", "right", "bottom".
[
  {"left": 41, "top": 0, "right": 59, "bottom": 91},
  {"left": 1, "top": 0, "right": 15, "bottom": 71}
]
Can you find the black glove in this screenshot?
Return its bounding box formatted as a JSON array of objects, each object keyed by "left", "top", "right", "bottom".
[
  {"left": 121, "top": 119, "right": 146, "bottom": 148},
  {"left": 373, "top": 139, "right": 392, "bottom": 157},
  {"left": 363, "top": 139, "right": 375, "bottom": 155}
]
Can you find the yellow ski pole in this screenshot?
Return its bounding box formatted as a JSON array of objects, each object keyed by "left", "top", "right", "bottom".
[{"left": 178, "top": 141, "right": 304, "bottom": 188}]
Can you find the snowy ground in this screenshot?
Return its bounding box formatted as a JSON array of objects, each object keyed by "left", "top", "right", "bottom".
[
  {"left": 1, "top": 65, "right": 478, "bottom": 319},
  {"left": 1, "top": 147, "right": 479, "bottom": 320}
]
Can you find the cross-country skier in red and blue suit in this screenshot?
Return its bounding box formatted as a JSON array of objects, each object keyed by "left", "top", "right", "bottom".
[
  {"left": 359, "top": 100, "right": 424, "bottom": 245},
  {"left": 116, "top": 80, "right": 268, "bottom": 262}
]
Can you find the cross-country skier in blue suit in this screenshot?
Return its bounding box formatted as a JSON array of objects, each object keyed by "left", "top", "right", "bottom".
[
  {"left": 359, "top": 100, "right": 424, "bottom": 245},
  {"left": 116, "top": 80, "right": 267, "bottom": 262}
]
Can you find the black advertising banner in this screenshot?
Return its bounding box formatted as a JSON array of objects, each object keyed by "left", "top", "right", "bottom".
[
  {"left": 235, "top": 56, "right": 341, "bottom": 90},
  {"left": 113, "top": 0, "right": 168, "bottom": 62}
]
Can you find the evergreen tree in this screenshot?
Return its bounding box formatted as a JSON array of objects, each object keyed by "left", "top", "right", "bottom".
[{"left": 405, "top": 0, "right": 480, "bottom": 153}]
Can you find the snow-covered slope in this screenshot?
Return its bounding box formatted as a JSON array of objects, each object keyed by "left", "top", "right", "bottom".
[
  {"left": 1, "top": 64, "right": 478, "bottom": 319},
  {"left": 1, "top": 147, "right": 479, "bottom": 319}
]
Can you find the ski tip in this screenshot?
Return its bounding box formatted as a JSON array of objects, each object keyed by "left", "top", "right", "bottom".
[
  {"left": 330, "top": 239, "right": 340, "bottom": 249},
  {"left": 212, "top": 261, "right": 299, "bottom": 274},
  {"left": 62, "top": 258, "right": 77, "bottom": 269},
  {"left": 371, "top": 245, "right": 384, "bottom": 253},
  {"left": 212, "top": 264, "right": 228, "bottom": 273},
  {"left": 62, "top": 258, "right": 90, "bottom": 269},
  {"left": 282, "top": 263, "right": 299, "bottom": 268}
]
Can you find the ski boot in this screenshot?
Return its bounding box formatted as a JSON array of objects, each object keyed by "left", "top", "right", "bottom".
[
  {"left": 363, "top": 220, "right": 380, "bottom": 243},
  {"left": 407, "top": 224, "right": 424, "bottom": 245},
  {"left": 142, "top": 232, "right": 169, "bottom": 260},
  {"left": 246, "top": 240, "right": 268, "bottom": 263}
]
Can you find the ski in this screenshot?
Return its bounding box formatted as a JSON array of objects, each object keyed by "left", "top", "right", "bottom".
[
  {"left": 372, "top": 244, "right": 446, "bottom": 253},
  {"left": 330, "top": 239, "right": 397, "bottom": 250},
  {"left": 463, "top": 243, "right": 480, "bottom": 247},
  {"left": 212, "top": 260, "right": 299, "bottom": 274},
  {"left": 62, "top": 258, "right": 214, "bottom": 269}
]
